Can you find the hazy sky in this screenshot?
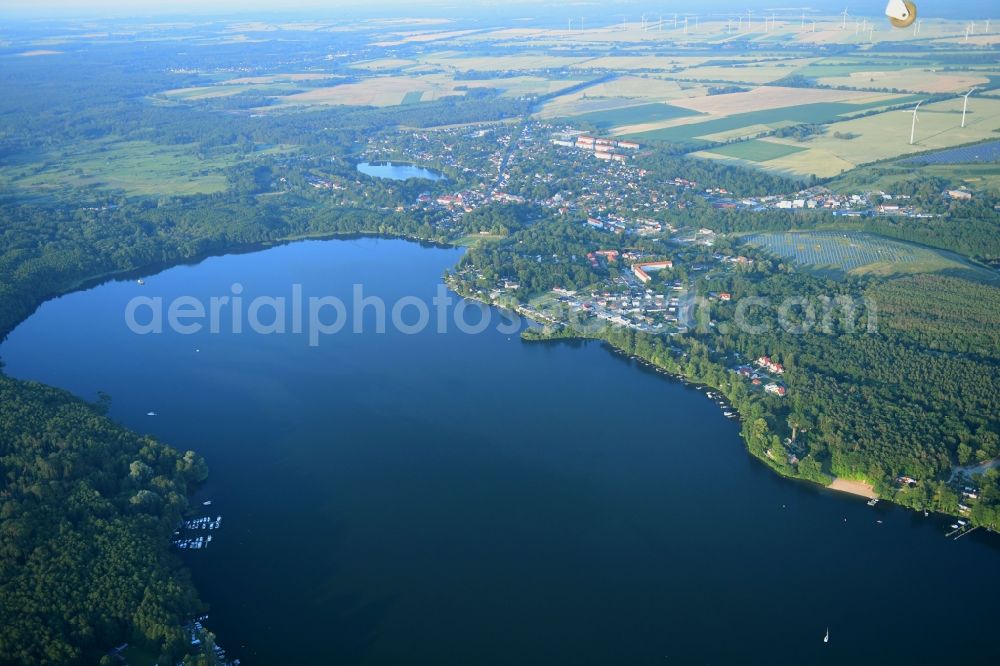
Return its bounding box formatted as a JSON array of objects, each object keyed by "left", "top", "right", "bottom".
[{"left": 0, "top": 0, "right": 993, "bottom": 19}]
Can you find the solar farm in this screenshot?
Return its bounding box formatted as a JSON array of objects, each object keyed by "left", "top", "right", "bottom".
[{"left": 742, "top": 231, "right": 976, "bottom": 277}]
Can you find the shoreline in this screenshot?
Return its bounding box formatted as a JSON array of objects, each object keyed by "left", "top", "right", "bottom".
[
  {"left": 828, "top": 478, "right": 878, "bottom": 500},
  {"left": 0, "top": 233, "right": 970, "bottom": 529}
]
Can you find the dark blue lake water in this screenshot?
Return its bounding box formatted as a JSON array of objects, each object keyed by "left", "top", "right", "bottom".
[{"left": 2, "top": 238, "right": 998, "bottom": 664}]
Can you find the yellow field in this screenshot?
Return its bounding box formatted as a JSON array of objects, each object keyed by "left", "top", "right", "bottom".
[
  {"left": 717, "top": 96, "right": 1000, "bottom": 178},
  {"left": 668, "top": 86, "right": 878, "bottom": 116},
  {"left": 279, "top": 75, "right": 454, "bottom": 106},
  {"left": 670, "top": 58, "right": 819, "bottom": 85},
  {"left": 816, "top": 68, "right": 990, "bottom": 93},
  {"left": 372, "top": 29, "right": 481, "bottom": 47},
  {"left": 567, "top": 56, "right": 717, "bottom": 71},
  {"left": 536, "top": 76, "right": 705, "bottom": 118},
  {"left": 421, "top": 54, "right": 591, "bottom": 72},
  {"left": 460, "top": 75, "right": 587, "bottom": 98}
]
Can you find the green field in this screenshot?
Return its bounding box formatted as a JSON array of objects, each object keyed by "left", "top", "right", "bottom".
[
  {"left": 743, "top": 231, "right": 980, "bottom": 279},
  {"left": 830, "top": 161, "right": 1000, "bottom": 195},
  {"left": 401, "top": 90, "right": 424, "bottom": 105},
  {"left": 703, "top": 140, "right": 806, "bottom": 162},
  {"left": 626, "top": 97, "right": 921, "bottom": 144},
  {"left": 0, "top": 139, "right": 267, "bottom": 196},
  {"left": 567, "top": 102, "right": 701, "bottom": 129}
]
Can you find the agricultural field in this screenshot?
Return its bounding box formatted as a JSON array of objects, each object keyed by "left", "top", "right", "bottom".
[
  {"left": 418, "top": 53, "right": 590, "bottom": 72},
  {"left": 274, "top": 72, "right": 584, "bottom": 107},
  {"left": 702, "top": 140, "right": 806, "bottom": 162},
  {"left": 348, "top": 58, "right": 420, "bottom": 71},
  {"left": 831, "top": 161, "right": 1000, "bottom": 196},
  {"left": 534, "top": 76, "right": 705, "bottom": 119},
  {"left": 755, "top": 96, "right": 1000, "bottom": 177},
  {"left": 815, "top": 68, "right": 990, "bottom": 93},
  {"left": 668, "top": 86, "right": 893, "bottom": 116},
  {"left": 623, "top": 95, "right": 918, "bottom": 144},
  {"left": 567, "top": 102, "right": 701, "bottom": 129},
  {"left": 668, "top": 58, "right": 819, "bottom": 85},
  {"left": 742, "top": 231, "right": 981, "bottom": 279},
  {"left": 0, "top": 139, "right": 246, "bottom": 196},
  {"left": 161, "top": 82, "right": 308, "bottom": 100}
]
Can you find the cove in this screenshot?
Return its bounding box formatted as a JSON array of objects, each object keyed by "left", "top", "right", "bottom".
[{"left": 2, "top": 237, "right": 998, "bottom": 664}]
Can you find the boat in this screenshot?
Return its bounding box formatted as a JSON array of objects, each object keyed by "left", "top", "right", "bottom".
[
  {"left": 136, "top": 279, "right": 145, "bottom": 286},
  {"left": 824, "top": 627, "right": 829, "bottom": 643},
  {"left": 202, "top": 500, "right": 212, "bottom": 506},
  {"left": 146, "top": 411, "right": 157, "bottom": 416}
]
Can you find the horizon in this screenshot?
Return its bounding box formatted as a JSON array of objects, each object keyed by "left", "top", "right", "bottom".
[{"left": 1, "top": 0, "right": 998, "bottom": 20}]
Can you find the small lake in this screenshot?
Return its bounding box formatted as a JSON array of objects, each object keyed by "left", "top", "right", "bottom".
[
  {"left": 357, "top": 161, "right": 445, "bottom": 181},
  {"left": 2, "top": 238, "right": 999, "bottom": 664}
]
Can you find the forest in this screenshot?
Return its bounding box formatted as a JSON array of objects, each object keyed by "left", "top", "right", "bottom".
[{"left": 0, "top": 375, "right": 208, "bottom": 664}]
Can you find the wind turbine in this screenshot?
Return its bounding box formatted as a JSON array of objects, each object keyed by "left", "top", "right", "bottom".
[
  {"left": 641, "top": 14, "right": 647, "bottom": 32},
  {"left": 737, "top": 16, "right": 743, "bottom": 31},
  {"left": 904, "top": 101, "right": 923, "bottom": 145},
  {"left": 747, "top": 9, "right": 753, "bottom": 32},
  {"left": 673, "top": 13, "right": 678, "bottom": 29},
  {"left": 619, "top": 15, "right": 628, "bottom": 31},
  {"left": 841, "top": 8, "right": 849, "bottom": 30},
  {"left": 869, "top": 24, "right": 875, "bottom": 42},
  {"left": 684, "top": 16, "right": 689, "bottom": 35},
  {"left": 961, "top": 88, "right": 977, "bottom": 127},
  {"left": 811, "top": 20, "right": 816, "bottom": 32},
  {"left": 801, "top": 11, "right": 806, "bottom": 28}
]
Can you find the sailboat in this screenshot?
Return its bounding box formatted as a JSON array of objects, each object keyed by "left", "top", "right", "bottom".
[{"left": 824, "top": 627, "right": 829, "bottom": 643}]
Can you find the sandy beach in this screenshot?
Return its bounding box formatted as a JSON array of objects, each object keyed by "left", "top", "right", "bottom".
[{"left": 828, "top": 478, "right": 877, "bottom": 499}]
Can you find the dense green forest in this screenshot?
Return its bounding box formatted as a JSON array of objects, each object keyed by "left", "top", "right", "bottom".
[{"left": 0, "top": 375, "right": 207, "bottom": 664}]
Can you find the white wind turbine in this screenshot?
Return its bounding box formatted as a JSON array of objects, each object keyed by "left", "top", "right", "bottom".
[
  {"left": 747, "top": 9, "right": 754, "bottom": 32},
  {"left": 841, "top": 8, "right": 849, "bottom": 30},
  {"left": 904, "top": 101, "right": 923, "bottom": 145},
  {"left": 961, "top": 88, "right": 977, "bottom": 128}
]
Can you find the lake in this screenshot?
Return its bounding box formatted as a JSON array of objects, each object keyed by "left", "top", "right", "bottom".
[
  {"left": 2, "top": 237, "right": 999, "bottom": 664},
  {"left": 356, "top": 161, "right": 445, "bottom": 181}
]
